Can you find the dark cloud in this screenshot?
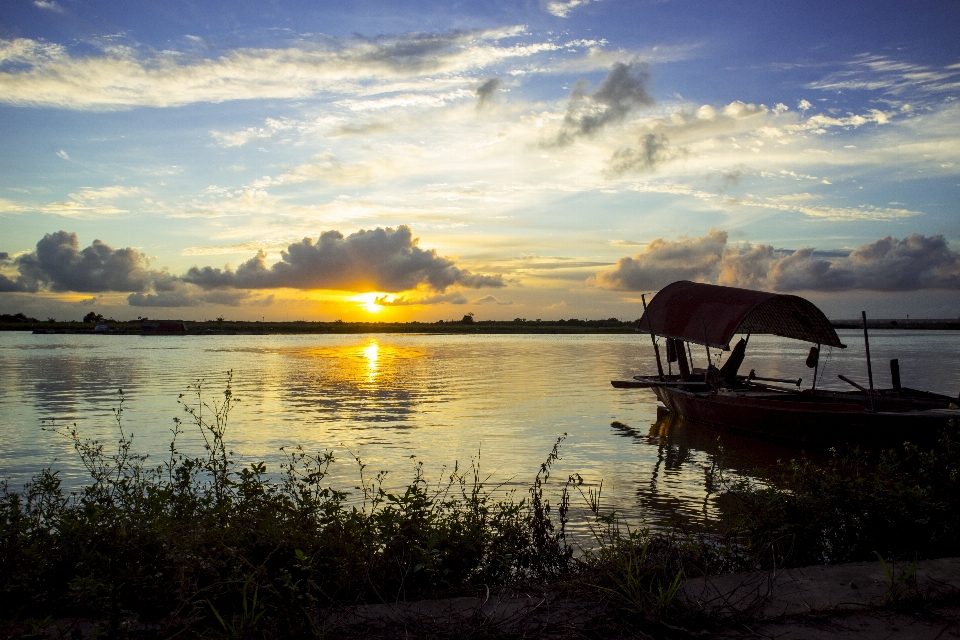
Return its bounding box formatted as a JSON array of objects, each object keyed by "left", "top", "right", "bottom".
[
  {"left": 12, "top": 231, "right": 161, "bottom": 293},
  {"left": 473, "top": 295, "right": 512, "bottom": 305},
  {"left": 606, "top": 133, "right": 676, "bottom": 174},
  {"left": 333, "top": 122, "right": 392, "bottom": 137},
  {"left": 127, "top": 289, "right": 202, "bottom": 307},
  {"left": 0, "top": 274, "right": 30, "bottom": 293},
  {"left": 767, "top": 234, "right": 960, "bottom": 292},
  {"left": 552, "top": 62, "right": 654, "bottom": 146},
  {"left": 719, "top": 168, "right": 745, "bottom": 190},
  {"left": 702, "top": 166, "right": 747, "bottom": 191},
  {"left": 595, "top": 229, "right": 727, "bottom": 291},
  {"left": 183, "top": 225, "right": 503, "bottom": 293},
  {"left": 126, "top": 286, "right": 257, "bottom": 308},
  {"left": 2, "top": 226, "right": 501, "bottom": 309},
  {"left": 353, "top": 31, "right": 480, "bottom": 74},
  {"left": 476, "top": 78, "right": 502, "bottom": 109},
  {"left": 597, "top": 230, "right": 960, "bottom": 293}
]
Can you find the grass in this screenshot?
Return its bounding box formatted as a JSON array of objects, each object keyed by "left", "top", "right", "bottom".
[
  {"left": 2, "top": 375, "right": 960, "bottom": 637},
  {"left": 719, "top": 431, "right": 960, "bottom": 568}
]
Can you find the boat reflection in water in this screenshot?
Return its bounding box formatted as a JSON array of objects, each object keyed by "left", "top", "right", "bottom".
[{"left": 611, "top": 407, "right": 818, "bottom": 530}]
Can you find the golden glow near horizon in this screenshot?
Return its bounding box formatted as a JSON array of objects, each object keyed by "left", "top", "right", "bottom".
[{"left": 353, "top": 292, "right": 385, "bottom": 314}]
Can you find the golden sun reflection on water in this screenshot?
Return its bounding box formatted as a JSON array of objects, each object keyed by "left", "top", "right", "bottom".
[
  {"left": 290, "top": 339, "right": 429, "bottom": 392},
  {"left": 363, "top": 339, "right": 379, "bottom": 382}
]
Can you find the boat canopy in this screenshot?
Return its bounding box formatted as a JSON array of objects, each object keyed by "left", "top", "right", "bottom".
[{"left": 638, "top": 281, "right": 846, "bottom": 350}]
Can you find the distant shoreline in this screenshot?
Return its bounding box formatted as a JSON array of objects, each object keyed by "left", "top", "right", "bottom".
[{"left": 3, "top": 316, "right": 960, "bottom": 334}]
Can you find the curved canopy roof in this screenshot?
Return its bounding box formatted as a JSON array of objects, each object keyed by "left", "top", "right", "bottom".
[{"left": 638, "top": 281, "right": 846, "bottom": 350}]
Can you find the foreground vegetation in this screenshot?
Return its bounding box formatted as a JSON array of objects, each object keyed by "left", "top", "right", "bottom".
[{"left": 2, "top": 377, "right": 959, "bottom": 637}]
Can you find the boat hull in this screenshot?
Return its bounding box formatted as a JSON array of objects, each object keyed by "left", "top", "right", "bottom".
[{"left": 651, "top": 385, "right": 958, "bottom": 448}]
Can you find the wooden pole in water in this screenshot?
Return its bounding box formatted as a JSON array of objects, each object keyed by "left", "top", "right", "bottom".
[
  {"left": 861, "top": 311, "right": 876, "bottom": 412},
  {"left": 641, "top": 294, "right": 665, "bottom": 381}
]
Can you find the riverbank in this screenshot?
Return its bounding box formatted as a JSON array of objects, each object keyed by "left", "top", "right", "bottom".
[
  {"left": 3, "top": 316, "right": 638, "bottom": 334},
  {"left": 3, "top": 374, "right": 959, "bottom": 637},
  {"left": 6, "top": 315, "right": 960, "bottom": 335}
]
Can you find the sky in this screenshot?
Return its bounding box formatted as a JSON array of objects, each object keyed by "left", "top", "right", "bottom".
[{"left": 1, "top": 0, "right": 959, "bottom": 322}]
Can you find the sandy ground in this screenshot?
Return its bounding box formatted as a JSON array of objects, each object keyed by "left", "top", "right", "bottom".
[{"left": 16, "top": 557, "right": 960, "bottom": 638}]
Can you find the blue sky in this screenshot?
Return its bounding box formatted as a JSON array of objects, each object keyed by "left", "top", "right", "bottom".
[{"left": 1, "top": 0, "right": 959, "bottom": 321}]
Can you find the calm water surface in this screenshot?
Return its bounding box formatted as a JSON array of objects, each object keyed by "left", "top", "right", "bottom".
[{"left": 2, "top": 330, "right": 959, "bottom": 530}]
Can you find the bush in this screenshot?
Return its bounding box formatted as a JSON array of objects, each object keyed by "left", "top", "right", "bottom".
[
  {"left": 721, "top": 428, "right": 960, "bottom": 567},
  {"left": 0, "top": 374, "right": 577, "bottom": 634}
]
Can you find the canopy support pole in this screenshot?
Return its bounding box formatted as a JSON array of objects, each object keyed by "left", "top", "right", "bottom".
[
  {"left": 862, "top": 311, "right": 876, "bottom": 412},
  {"left": 812, "top": 342, "right": 820, "bottom": 395},
  {"left": 701, "top": 318, "right": 712, "bottom": 365},
  {"left": 642, "top": 294, "right": 665, "bottom": 381}
]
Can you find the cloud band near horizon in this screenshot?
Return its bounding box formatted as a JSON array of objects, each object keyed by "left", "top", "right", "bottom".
[
  {"left": 0, "top": 226, "right": 504, "bottom": 306},
  {"left": 595, "top": 229, "right": 960, "bottom": 293}
]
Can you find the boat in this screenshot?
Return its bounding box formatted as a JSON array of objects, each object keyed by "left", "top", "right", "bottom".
[{"left": 611, "top": 280, "right": 960, "bottom": 448}]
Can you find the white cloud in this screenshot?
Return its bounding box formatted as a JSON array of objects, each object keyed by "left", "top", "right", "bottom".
[
  {"left": 68, "top": 186, "right": 142, "bottom": 201},
  {"left": 210, "top": 117, "right": 294, "bottom": 147},
  {"left": 0, "top": 29, "right": 563, "bottom": 110},
  {"left": 33, "top": 0, "right": 64, "bottom": 13},
  {"left": 809, "top": 53, "right": 960, "bottom": 96},
  {"left": 545, "top": 0, "right": 589, "bottom": 18}
]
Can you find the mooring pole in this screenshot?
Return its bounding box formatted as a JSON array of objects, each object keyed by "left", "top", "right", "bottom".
[
  {"left": 862, "top": 310, "right": 876, "bottom": 412},
  {"left": 641, "top": 294, "right": 665, "bottom": 381}
]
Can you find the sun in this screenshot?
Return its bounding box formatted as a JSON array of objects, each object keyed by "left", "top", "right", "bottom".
[{"left": 355, "top": 292, "right": 384, "bottom": 314}]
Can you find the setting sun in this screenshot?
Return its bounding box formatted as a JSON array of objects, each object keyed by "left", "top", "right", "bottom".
[{"left": 355, "top": 293, "right": 385, "bottom": 314}]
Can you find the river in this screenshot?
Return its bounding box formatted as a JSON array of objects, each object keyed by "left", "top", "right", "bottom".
[{"left": 2, "top": 330, "right": 959, "bottom": 530}]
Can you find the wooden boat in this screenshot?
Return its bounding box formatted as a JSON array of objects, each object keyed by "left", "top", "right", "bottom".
[{"left": 611, "top": 281, "right": 960, "bottom": 448}]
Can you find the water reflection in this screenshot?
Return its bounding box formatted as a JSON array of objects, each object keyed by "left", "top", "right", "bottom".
[
  {"left": 279, "top": 340, "right": 432, "bottom": 424},
  {"left": 3, "top": 331, "right": 960, "bottom": 529},
  {"left": 616, "top": 409, "right": 817, "bottom": 528},
  {"left": 363, "top": 339, "right": 379, "bottom": 383}
]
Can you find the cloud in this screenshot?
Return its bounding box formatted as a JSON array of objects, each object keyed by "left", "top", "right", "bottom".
[
  {"left": 764, "top": 235, "right": 960, "bottom": 292},
  {"left": 0, "top": 274, "right": 30, "bottom": 292},
  {"left": 69, "top": 185, "right": 141, "bottom": 200},
  {"left": 210, "top": 117, "right": 294, "bottom": 147},
  {"left": 33, "top": 0, "right": 64, "bottom": 13},
  {"left": 550, "top": 62, "right": 654, "bottom": 146},
  {"left": 2, "top": 227, "right": 499, "bottom": 305},
  {"left": 12, "top": 230, "right": 167, "bottom": 293},
  {"left": 596, "top": 230, "right": 960, "bottom": 293},
  {"left": 544, "top": 0, "right": 589, "bottom": 18},
  {"left": 475, "top": 77, "right": 502, "bottom": 109},
  {"left": 594, "top": 228, "right": 728, "bottom": 291},
  {"left": 182, "top": 225, "right": 504, "bottom": 293},
  {"left": 0, "top": 28, "right": 559, "bottom": 110},
  {"left": 374, "top": 291, "right": 468, "bottom": 306},
  {"left": 809, "top": 53, "right": 960, "bottom": 97},
  {"left": 473, "top": 294, "right": 512, "bottom": 305},
  {"left": 127, "top": 286, "right": 258, "bottom": 307},
  {"left": 0, "top": 185, "right": 142, "bottom": 219},
  {"left": 56, "top": 150, "right": 69, "bottom": 160},
  {"left": 249, "top": 153, "right": 383, "bottom": 188},
  {"left": 607, "top": 132, "right": 678, "bottom": 174}
]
